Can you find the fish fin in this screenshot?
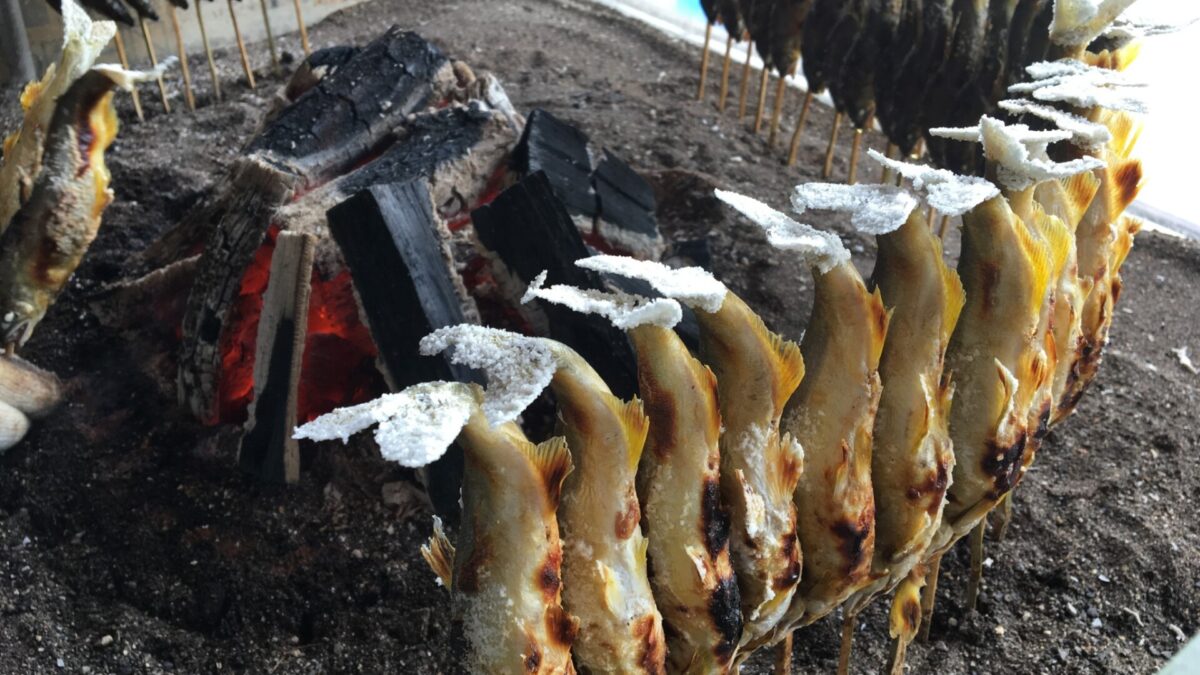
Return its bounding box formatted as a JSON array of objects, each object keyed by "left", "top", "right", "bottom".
[
  {"left": 1032, "top": 206, "right": 1074, "bottom": 281},
  {"left": 940, "top": 255, "right": 967, "bottom": 347},
  {"left": 888, "top": 572, "right": 925, "bottom": 641},
  {"left": 522, "top": 436, "right": 575, "bottom": 511},
  {"left": 760, "top": 313, "right": 806, "bottom": 407},
  {"left": 420, "top": 516, "right": 455, "bottom": 591},
  {"left": 1058, "top": 171, "right": 1102, "bottom": 231},
  {"left": 770, "top": 433, "right": 805, "bottom": 502},
  {"left": 1107, "top": 158, "right": 1144, "bottom": 218},
  {"left": 596, "top": 560, "right": 622, "bottom": 613},
  {"left": 614, "top": 396, "right": 650, "bottom": 474},
  {"left": 1100, "top": 110, "right": 1143, "bottom": 161},
  {"left": 1010, "top": 205, "right": 1056, "bottom": 316},
  {"left": 1110, "top": 216, "right": 1140, "bottom": 273}
]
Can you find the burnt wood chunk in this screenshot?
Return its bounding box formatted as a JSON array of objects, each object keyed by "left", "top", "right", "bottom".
[
  {"left": 472, "top": 172, "right": 639, "bottom": 397},
  {"left": 327, "top": 181, "right": 479, "bottom": 517},
  {"left": 240, "top": 232, "right": 315, "bottom": 484},
  {"left": 511, "top": 108, "right": 597, "bottom": 218},
  {"left": 246, "top": 27, "right": 450, "bottom": 188},
  {"left": 592, "top": 149, "right": 663, "bottom": 259}
]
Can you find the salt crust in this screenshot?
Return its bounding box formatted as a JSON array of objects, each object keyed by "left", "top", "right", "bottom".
[
  {"left": 791, "top": 183, "right": 918, "bottom": 235},
  {"left": 931, "top": 116, "right": 1106, "bottom": 191},
  {"left": 713, "top": 189, "right": 849, "bottom": 275},
  {"left": 1011, "top": 59, "right": 1148, "bottom": 113},
  {"left": 1049, "top": 0, "right": 1139, "bottom": 47},
  {"left": 575, "top": 255, "right": 728, "bottom": 313},
  {"left": 521, "top": 271, "right": 683, "bottom": 329},
  {"left": 865, "top": 150, "right": 1000, "bottom": 216},
  {"left": 997, "top": 98, "right": 1112, "bottom": 149},
  {"left": 93, "top": 59, "right": 177, "bottom": 91},
  {"left": 293, "top": 381, "right": 475, "bottom": 468},
  {"left": 420, "top": 325, "right": 557, "bottom": 427}
]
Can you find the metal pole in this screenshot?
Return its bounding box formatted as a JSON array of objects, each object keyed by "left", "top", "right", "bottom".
[{"left": 0, "top": 0, "right": 37, "bottom": 85}]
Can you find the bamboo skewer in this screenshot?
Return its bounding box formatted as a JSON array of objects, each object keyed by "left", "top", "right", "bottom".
[
  {"left": 736, "top": 38, "right": 753, "bottom": 121},
  {"left": 753, "top": 66, "right": 769, "bottom": 133},
  {"left": 167, "top": 4, "right": 195, "bottom": 111},
  {"left": 993, "top": 492, "right": 1014, "bottom": 540},
  {"left": 847, "top": 113, "right": 873, "bottom": 185},
  {"left": 717, "top": 33, "right": 734, "bottom": 112},
  {"left": 112, "top": 31, "right": 145, "bottom": 121},
  {"left": 918, "top": 552, "right": 943, "bottom": 642},
  {"left": 786, "top": 90, "right": 813, "bottom": 167},
  {"left": 195, "top": 0, "right": 222, "bottom": 102},
  {"left": 967, "top": 522, "right": 986, "bottom": 612},
  {"left": 138, "top": 17, "right": 171, "bottom": 113},
  {"left": 836, "top": 612, "right": 856, "bottom": 675},
  {"left": 766, "top": 64, "right": 791, "bottom": 147},
  {"left": 773, "top": 632, "right": 793, "bottom": 674},
  {"left": 227, "top": 0, "right": 257, "bottom": 89},
  {"left": 938, "top": 214, "right": 951, "bottom": 240},
  {"left": 927, "top": 204, "right": 938, "bottom": 226},
  {"left": 292, "top": 0, "right": 311, "bottom": 56},
  {"left": 697, "top": 21, "right": 713, "bottom": 100},
  {"left": 259, "top": 0, "right": 280, "bottom": 72},
  {"left": 880, "top": 142, "right": 898, "bottom": 183},
  {"left": 887, "top": 630, "right": 910, "bottom": 675},
  {"left": 822, "top": 111, "right": 843, "bottom": 179}
]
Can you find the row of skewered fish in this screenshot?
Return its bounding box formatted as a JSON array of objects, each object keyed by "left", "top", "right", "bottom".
[{"left": 697, "top": 0, "right": 1145, "bottom": 176}]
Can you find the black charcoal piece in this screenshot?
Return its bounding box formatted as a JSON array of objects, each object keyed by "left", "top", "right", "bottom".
[
  {"left": 472, "top": 172, "right": 639, "bottom": 398},
  {"left": 591, "top": 148, "right": 663, "bottom": 258},
  {"left": 511, "top": 108, "right": 597, "bottom": 218},
  {"left": 327, "top": 180, "right": 480, "bottom": 519}
]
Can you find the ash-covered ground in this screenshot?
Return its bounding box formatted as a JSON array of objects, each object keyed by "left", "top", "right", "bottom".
[{"left": 1, "top": 0, "right": 1197, "bottom": 672}]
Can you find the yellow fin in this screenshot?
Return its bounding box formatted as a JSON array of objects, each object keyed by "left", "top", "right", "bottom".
[
  {"left": 770, "top": 433, "right": 805, "bottom": 502},
  {"left": 420, "top": 516, "right": 455, "bottom": 591},
  {"left": 596, "top": 560, "right": 622, "bottom": 613},
  {"left": 613, "top": 396, "right": 650, "bottom": 474},
  {"left": 1010, "top": 206, "right": 1055, "bottom": 316},
  {"left": 762, "top": 316, "right": 806, "bottom": 408},
  {"left": 888, "top": 573, "right": 926, "bottom": 641},
  {"left": 1058, "top": 172, "right": 1101, "bottom": 231},
  {"left": 522, "top": 436, "right": 575, "bottom": 511},
  {"left": 1032, "top": 207, "right": 1073, "bottom": 281}
]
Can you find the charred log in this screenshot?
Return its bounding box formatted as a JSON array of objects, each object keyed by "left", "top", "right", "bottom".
[
  {"left": 592, "top": 148, "right": 664, "bottom": 259},
  {"left": 512, "top": 108, "right": 598, "bottom": 220}
]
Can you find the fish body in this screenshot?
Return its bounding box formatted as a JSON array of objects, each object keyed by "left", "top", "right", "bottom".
[
  {"left": 694, "top": 293, "right": 805, "bottom": 654},
  {"left": 876, "top": 0, "right": 926, "bottom": 153},
  {"left": 765, "top": 0, "right": 815, "bottom": 75},
  {"left": 799, "top": 0, "right": 848, "bottom": 94},
  {"left": 830, "top": 0, "right": 880, "bottom": 127},
  {"left": 630, "top": 324, "right": 743, "bottom": 673},
  {"left": 548, "top": 345, "right": 667, "bottom": 674},
  {"left": 0, "top": 69, "right": 120, "bottom": 349}
]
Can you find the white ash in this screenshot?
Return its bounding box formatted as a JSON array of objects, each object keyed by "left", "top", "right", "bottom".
[
  {"left": 865, "top": 150, "right": 1000, "bottom": 216},
  {"left": 791, "top": 184, "right": 918, "bottom": 235},
  {"left": 1011, "top": 59, "right": 1149, "bottom": 113},
  {"left": 714, "top": 189, "right": 849, "bottom": 275},
  {"left": 998, "top": 99, "right": 1112, "bottom": 150},
  {"left": 293, "top": 382, "right": 475, "bottom": 468},
  {"left": 521, "top": 271, "right": 683, "bottom": 330},
  {"left": 419, "top": 324, "right": 557, "bottom": 427},
  {"left": 1049, "top": 0, "right": 1139, "bottom": 47},
  {"left": 575, "top": 255, "right": 728, "bottom": 313}
]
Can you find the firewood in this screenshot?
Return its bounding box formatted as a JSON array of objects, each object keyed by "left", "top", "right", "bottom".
[
  {"left": 239, "top": 231, "right": 315, "bottom": 483},
  {"left": 512, "top": 109, "right": 598, "bottom": 220},
  {"left": 591, "top": 149, "right": 664, "bottom": 260}
]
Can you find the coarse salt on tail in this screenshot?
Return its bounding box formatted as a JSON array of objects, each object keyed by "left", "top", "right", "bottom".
[
  {"left": 577, "top": 254, "right": 806, "bottom": 656},
  {"left": 296, "top": 377, "right": 579, "bottom": 674},
  {"left": 524, "top": 277, "right": 744, "bottom": 672},
  {"left": 1010, "top": 59, "right": 1149, "bottom": 113},
  {"left": 421, "top": 324, "right": 668, "bottom": 674},
  {"left": 714, "top": 189, "right": 887, "bottom": 634},
  {"left": 997, "top": 98, "right": 1113, "bottom": 150},
  {"left": 1048, "top": 0, "right": 1139, "bottom": 49},
  {"left": 790, "top": 184, "right": 920, "bottom": 236},
  {"left": 865, "top": 149, "right": 1000, "bottom": 217},
  {"left": 931, "top": 116, "right": 1105, "bottom": 191},
  {"left": 793, "top": 183, "right": 964, "bottom": 658},
  {"left": 0, "top": 0, "right": 115, "bottom": 234}
]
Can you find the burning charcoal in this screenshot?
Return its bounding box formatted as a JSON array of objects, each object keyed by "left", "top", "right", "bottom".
[
  {"left": 239, "top": 232, "right": 315, "bottom": 484},
  {"left": 471, "top": 172, "right": 639, "bottom": 398},
  {"left": 261, "top": 45, "right": 363, "bottom": 126},
  {"left": 591, "top": 149, "right": 665, "bottom": 260},
  {"left": 327, "top": 180, "right": 484, "bottom": 516},
  {"left": 511, "top": 108, "right": 598, "bottom": 221}
]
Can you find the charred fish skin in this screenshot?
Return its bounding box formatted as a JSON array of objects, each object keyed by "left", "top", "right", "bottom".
[
  {"left": 863, "top": 208, "right": 962, "bottom": 592},
  {"left": 451, "top": 406, "right": 580, "bottom": 675},
  {"left": 629, "top": 324, "right": 743, "bottom": 673},
  {"left": 876, "top": 0, "right": 926, "bottom": 153},
  {"left": 548, "top": 345, "right": 668, "bottom": 674},
  {"left": 830, "top": 0, "right": 879, "bottom": 128},
  {"left": 799, "top": 0, "right": 847, "bottom": 94},
  {"left": 694, "top": 292, "right": 805, "bottom": 652},
  {"left": 780, "top": 261, "right": 888, "bottom": 628},
  {"left": 0, "top": 69, "right": 120, "bottom": 349}
]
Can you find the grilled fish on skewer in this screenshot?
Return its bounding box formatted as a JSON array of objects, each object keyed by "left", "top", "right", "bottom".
[
  {"left": 713, "top": 191, "right": 886, "bottom": 635},
  {"left": 297, "top": 376, "right": 580, "bottom": 674},
  {"left": 524, "top": 278, "right": 744, "bottom": 673},
  {"left": 875, "top": 0, "right": 926, "bottom": 155},
  {"left": 573, "top": 255, "right": 805, "bottom": 654},
  {"left": 799, "top": 0, "right": 847, "bottom": 95},
  {"left": 422, "top": 325, "right": 668, "bottom": 674}
]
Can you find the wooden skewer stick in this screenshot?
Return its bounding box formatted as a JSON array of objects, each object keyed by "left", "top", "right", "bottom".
[
  {"left": 227, "top": 0, "right": 257, "bottom": 90},
  {"left": 753, "top": 66, "right": 769, "bottom": 133},
  {"left": 887, "top": 631, "right": 910, "bottom": 675},
  {"left": 167, "top": 4, "right": 195, "bottom": 111},
  {"left": 880, "top": 142, "right": 898, "bottom": 183},
  {"left": 766, "top": 63, "right": 791, "bottom": 148},
  {"left": 911, "top": 136, "right": 925, "bottom": 161},
  {"left": 836, "top": 611, "right": 856, "bottom": 675},
  {"left": 259, "top": 0, "right": 280, "bottom": 72},
  {"left": 736, "top": 38, "right": 753, "bottom": 121},
  {"left": 847, "top": 113, "right": 873, "bottom": 185},
  {"left": 717, "top": 33, "right": 734, "bottom": 112},
  {"left": 292, "top": 0, "right": 311, "bottom": 56},
  {"left": 112, "top": 31, "right": 145, "bottom": 121},
  {"left": 918, "top": 552, "right": 943, "bottom": 642},
  {"left": 967, "top": 521, "right": 986, "bottom": 612},
  {"left": 195, "top": 0, "right": 222, "bottom": 102},
  {"left": 773, "top": 632, "right": 793, "bottom": 674},
  {"left": 822, "top": 111, "right": 843, "bottom": 179},
  {"left": 697, "top": 21, "right": 713, "bottom": 100},
  {"left": 938, "top": 214, "right": 951, "bottom": 240},
  {"left": 993, "top": 491, "right": 1014, "bottom": 540},
  {"left": 786, "top": 90, "right": 814, "bottom": 167},
  {"left": 139, "top": 17, "right": 171, "bottom": 113}
]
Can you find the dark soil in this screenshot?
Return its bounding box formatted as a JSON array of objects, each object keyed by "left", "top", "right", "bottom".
[{"left": 2, "top": 0, "right": 1197, "bottom": 673}]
